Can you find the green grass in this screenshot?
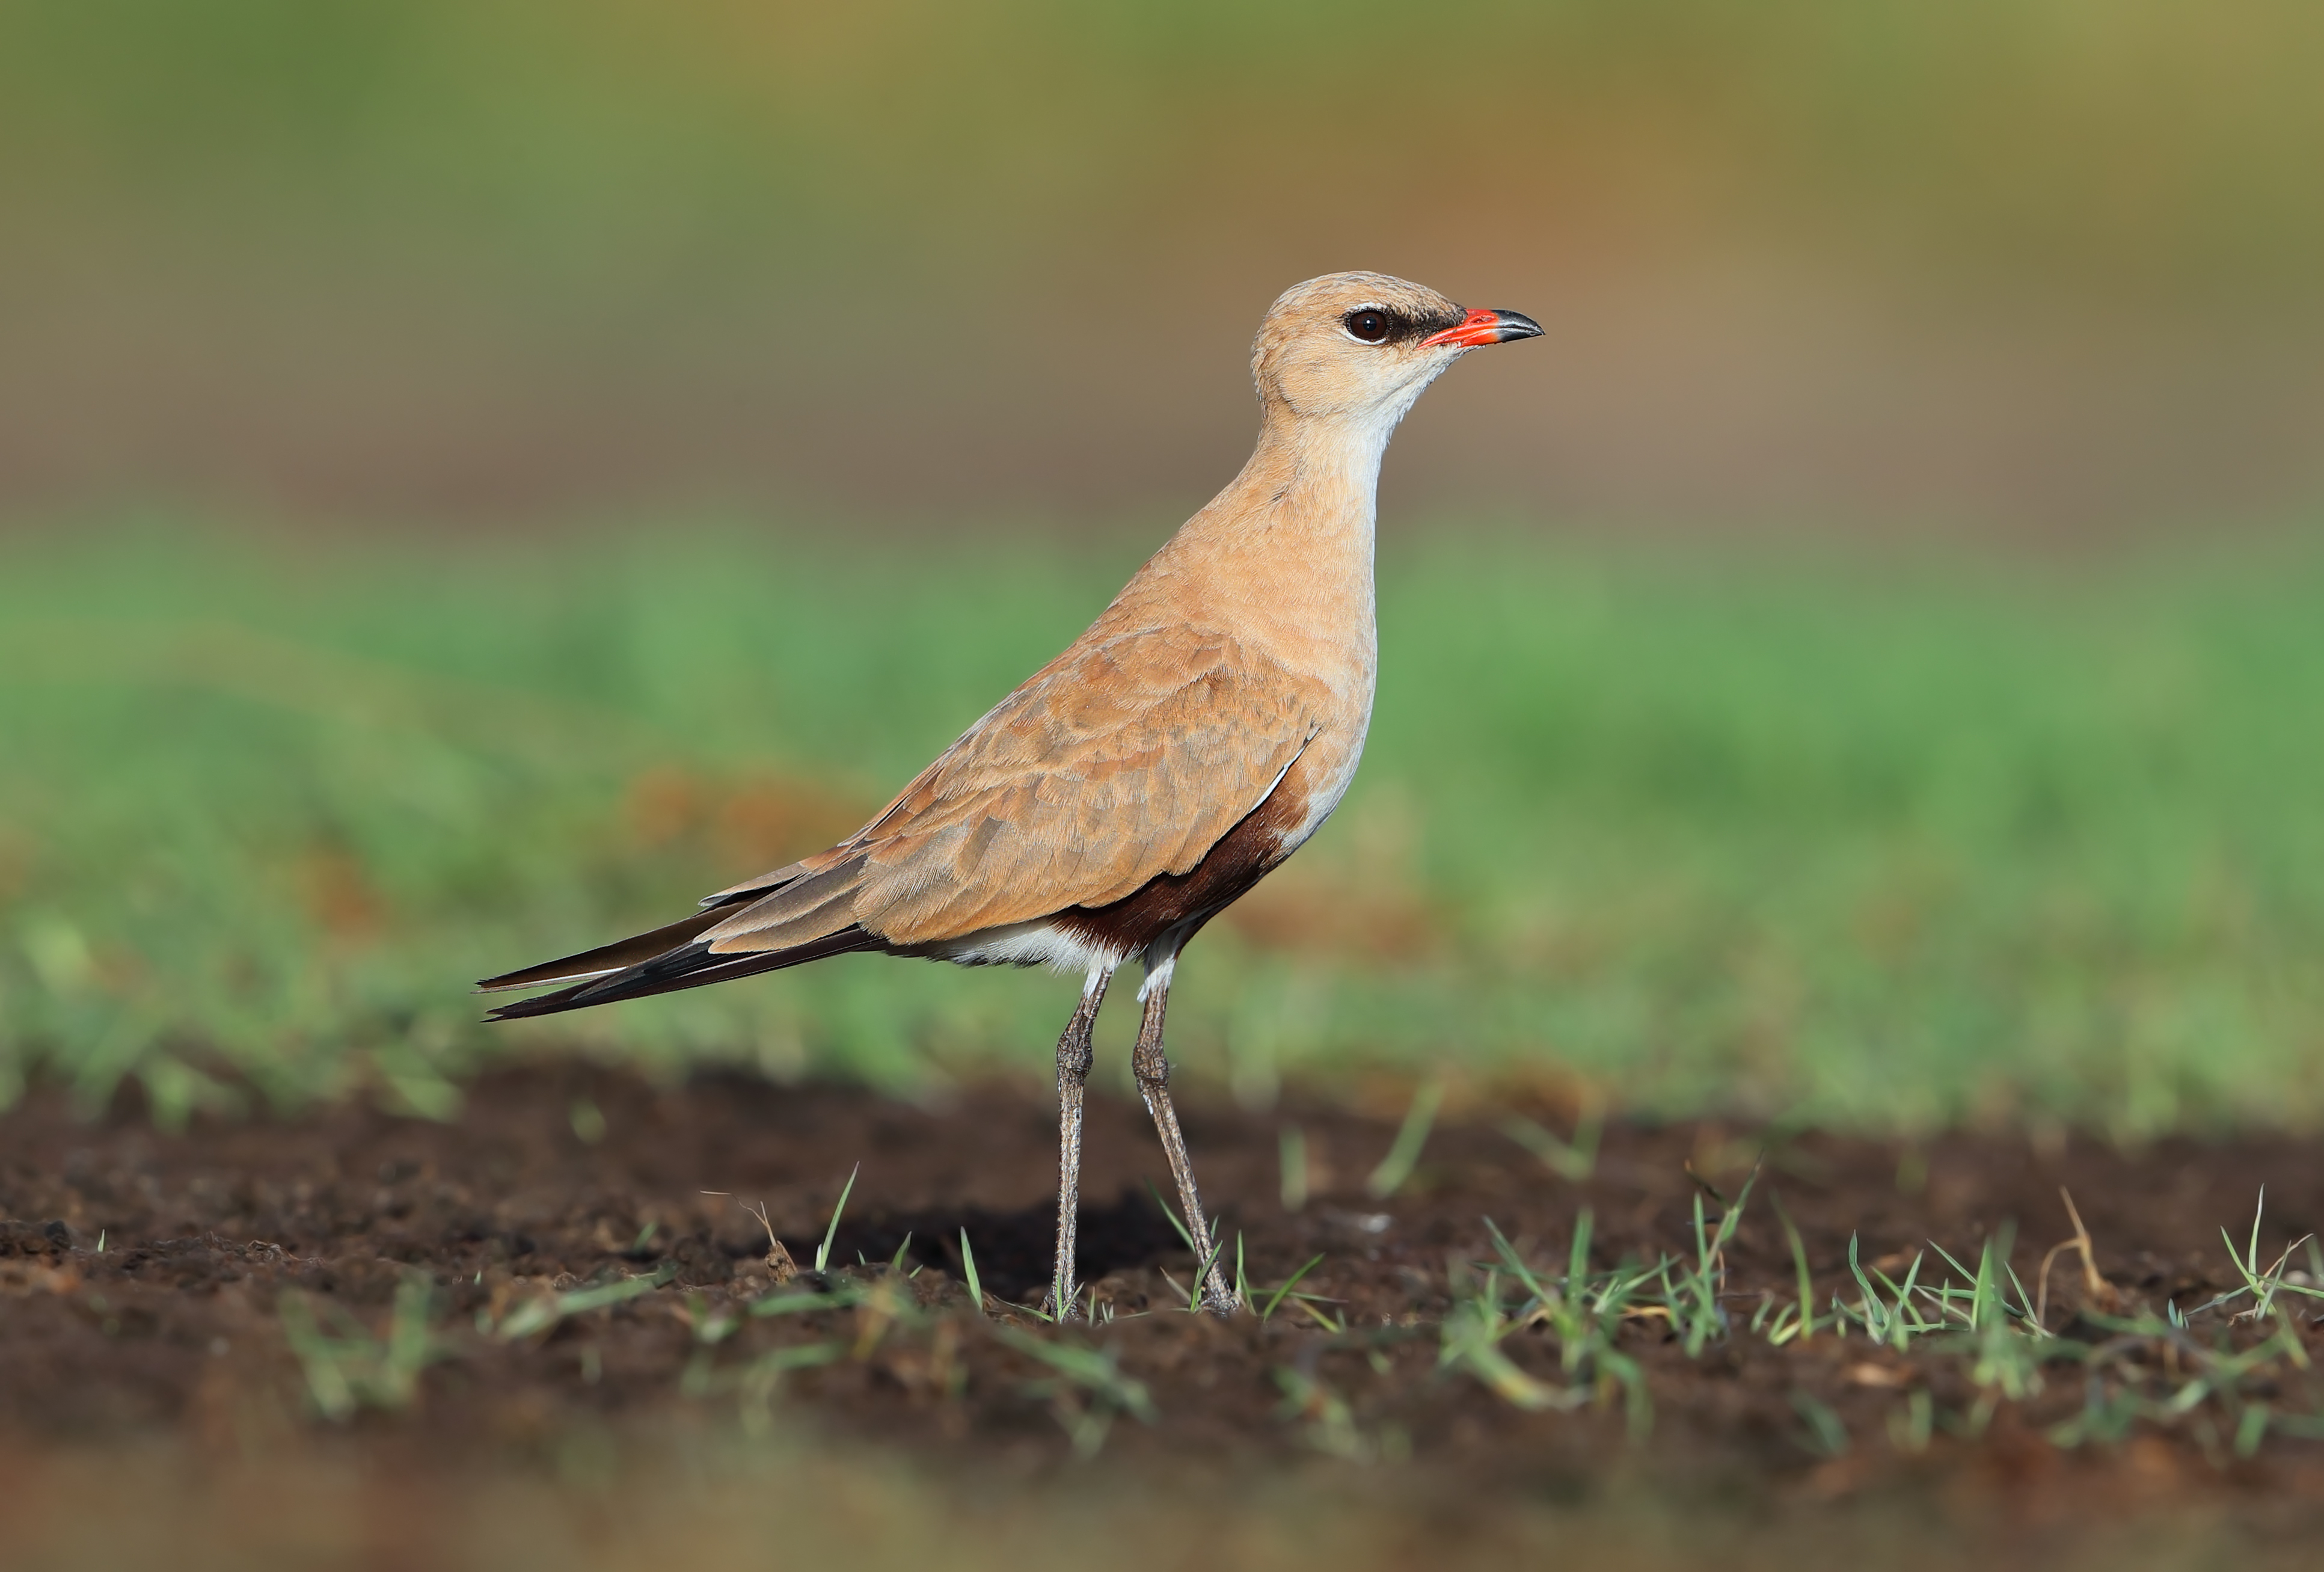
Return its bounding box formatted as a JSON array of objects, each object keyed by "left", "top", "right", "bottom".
[{"left": 3, "top": 520, "right": 2322, "bottom": 1133}]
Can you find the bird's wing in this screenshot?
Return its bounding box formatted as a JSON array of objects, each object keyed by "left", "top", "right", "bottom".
[{"left": 700, "top": 625, "right": 1324, "bottom": 953}]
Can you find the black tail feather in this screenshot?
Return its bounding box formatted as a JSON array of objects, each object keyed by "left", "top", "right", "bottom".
[
  {"left": 476, "top": 903, "right": 753, "bottom": 994},
  {"left": 484, "top": 926, "right": 880, "bottom": 1021}
]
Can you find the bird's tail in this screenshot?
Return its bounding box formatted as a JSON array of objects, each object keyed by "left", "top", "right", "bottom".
[
  {"left": 480, "top": 849, "right": 881, "bottom": 1020},
  {"left": 480, "top": 923, "right": 878, "bottom": 1020},
  {"left": 476, "top": 906, "right": 741, "bottom": 996}
]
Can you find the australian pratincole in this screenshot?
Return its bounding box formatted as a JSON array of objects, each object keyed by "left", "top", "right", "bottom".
[{"left": 480, "top": 272, "right": 1543, "bottom": 1315}]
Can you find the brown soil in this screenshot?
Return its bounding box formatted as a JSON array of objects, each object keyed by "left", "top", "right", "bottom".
[{"left": 6, "top": 1064, "right": 2324, "bottom": 1565}]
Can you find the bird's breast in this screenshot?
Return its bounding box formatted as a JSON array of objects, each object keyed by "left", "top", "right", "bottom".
[{"left": 1271, "top": 690, "right": 1373, "bottom": 858}]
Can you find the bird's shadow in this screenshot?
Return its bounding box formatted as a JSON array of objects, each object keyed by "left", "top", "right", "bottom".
[{"left": 820, "top": 1188, "right": 1189, "bottom": 1306}]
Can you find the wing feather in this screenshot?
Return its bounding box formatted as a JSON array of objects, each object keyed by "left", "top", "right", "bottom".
[{"left": 699, "top": 626, "right": 1324, "bottom": 952}]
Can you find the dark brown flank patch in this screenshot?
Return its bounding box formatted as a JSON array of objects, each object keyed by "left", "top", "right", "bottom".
[{"left": 1055, "top": 751, "right": 1316, "bottom": 957}]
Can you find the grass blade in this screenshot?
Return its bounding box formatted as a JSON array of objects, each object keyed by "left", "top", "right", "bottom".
[
  {"left": 1771, "top": 1191, "right": 1815, "bottom": 1344},
  {"left": 1280, "top": 1124, "right": 1309, "bottom": 1212},
  {"left": 1482, "top": 1217, "right": 1551, "bottom": 1304},
  {"left": 1144, "top": 1178, "right": 1199, "bottom": 1257},
  {"left": 959, "top": 1228, "right": 986, "bottom": 1315},
  {"left": 1499, "top": 1110, "right": 1601, "bottom": 1182},
  {"left": 815, "top": 1162, "right": 860, "bottom": 1274},
  {"left": 991, "top": 1324, "right": 1157, "bottom": 1423},
  {"left": 1791, "top": 1389, "right": 1850, "bottom": 1458},
  {"left": 1260, "top": 1254, "right": 1326, "bottom": 1322},
  {"left": 1366, "top": 1079, "right": 1444, "bottom": 1199}
]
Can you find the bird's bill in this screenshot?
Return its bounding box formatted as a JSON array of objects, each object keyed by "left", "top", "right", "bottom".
[{"left": 1419, "top": 307, "right": 1544, "bottom": 349}]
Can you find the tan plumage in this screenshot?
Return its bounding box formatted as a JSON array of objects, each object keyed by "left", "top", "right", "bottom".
[
  {"left": 482, "top": 272, "right": 1541, "bottom": 1314},
  {"left": 707, "top": 628, "right": 1322, "bottom": 950}
]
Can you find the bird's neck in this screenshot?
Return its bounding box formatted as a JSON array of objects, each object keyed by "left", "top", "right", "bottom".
[
  {"left": 1135, "top": 402, "right": 1401, "bottom": 653},
  {"left": 1243, "top": 400, "right": 1400, "bottom": 536}
]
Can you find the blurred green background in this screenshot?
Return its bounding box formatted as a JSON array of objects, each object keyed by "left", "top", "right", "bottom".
[{"left": 2, "top": 0, "right": 2320, "bottom": 1131}]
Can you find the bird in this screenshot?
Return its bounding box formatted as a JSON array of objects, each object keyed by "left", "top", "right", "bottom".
[{"left": 479, "top": 272, "right": 1541, "bottom": 1316}]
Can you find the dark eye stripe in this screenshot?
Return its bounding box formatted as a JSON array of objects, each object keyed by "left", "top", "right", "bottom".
[{"left": 1344, "top": 305, "right": 1468, "bottom": 346}]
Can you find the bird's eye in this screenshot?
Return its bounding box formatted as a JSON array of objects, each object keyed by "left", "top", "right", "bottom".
[{"left": 1344, "top": 309, "right": 1390, "bottom": 343}]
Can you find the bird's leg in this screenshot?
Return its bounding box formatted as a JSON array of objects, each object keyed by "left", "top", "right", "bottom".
[
  {"left": 1131, "top": 962, "right": 1240, "bottom": 1313},
  {"left": 1047, "top": 966, "right": 1112, "bottom": 1321}
]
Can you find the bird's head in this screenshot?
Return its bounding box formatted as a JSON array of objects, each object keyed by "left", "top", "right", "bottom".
[{"left": 1251, "top": 271, "right": 1542, "bottom": 430}]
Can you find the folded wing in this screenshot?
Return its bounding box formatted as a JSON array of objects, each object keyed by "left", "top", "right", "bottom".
[{"left": 699, "top": 625, "right": 1323, "bottom": 955}]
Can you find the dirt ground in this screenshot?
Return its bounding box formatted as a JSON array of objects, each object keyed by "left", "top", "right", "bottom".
[{"left": 7, "top": 1062, "right": 2324, "bottom": 1568}]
